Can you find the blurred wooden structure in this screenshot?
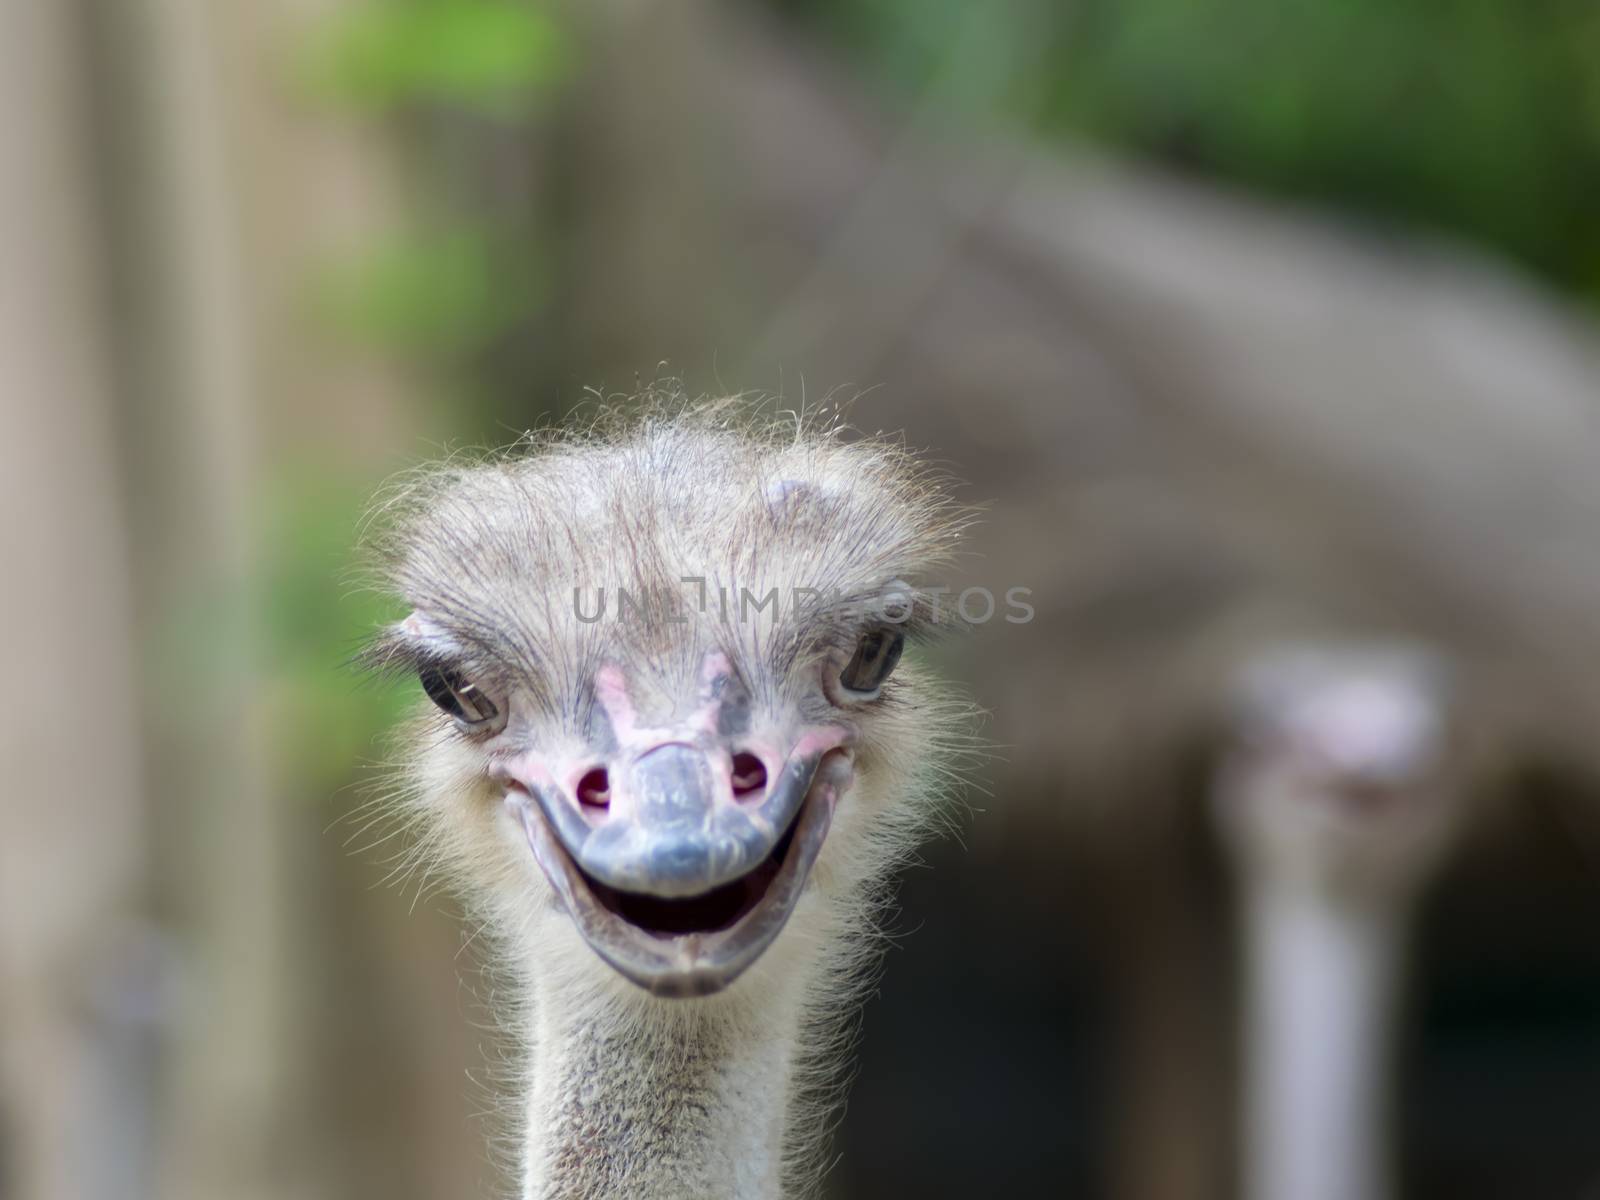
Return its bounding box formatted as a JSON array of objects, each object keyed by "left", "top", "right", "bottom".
[{"left": 0, "top": 6, "right": 145, "bottom": 1198}]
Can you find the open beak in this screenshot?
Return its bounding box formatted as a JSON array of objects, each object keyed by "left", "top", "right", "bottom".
[{"left": 506, "top": 740, "right": 853, "bottom": 997}]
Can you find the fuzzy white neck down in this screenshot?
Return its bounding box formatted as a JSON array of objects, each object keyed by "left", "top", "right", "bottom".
[
  {"left": 518, "top": 954, "right": 815, "bottom": 1200},
  {"left": 1243, "top": 882, "right": 1404, "bottom": 1200}
]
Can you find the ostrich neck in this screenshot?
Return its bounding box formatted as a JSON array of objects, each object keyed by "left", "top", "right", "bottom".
[
  {"left": 1242, "top": 882, "right": 1406, "bottom": 1200},
  {"left": 519, "top": 975, "right": 806, "bottom": 1200}
]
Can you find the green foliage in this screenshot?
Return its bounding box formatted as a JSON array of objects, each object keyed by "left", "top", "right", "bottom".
[
  {"left": 297, "top": 2, "right": 568, "bottom": 372},
  {"left": 776, "top": 0, "right": 1600, "bottom": 299},
  {"left": 259, "top": 468, "right": 413, "bottom": 792},
  {"left": 302, "top": 0, "right": 569, "bottom": 115},
  {"left": 311, "top": 227, "right": 548, "bottom": 354}
]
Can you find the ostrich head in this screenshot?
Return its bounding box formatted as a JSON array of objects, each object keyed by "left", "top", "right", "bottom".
[
  {"left": 365, "top": 404, "right": 972, "bottom": 1008},
  {"left": 1212, "top": 639, "right": 1466, "bottom": 900}
]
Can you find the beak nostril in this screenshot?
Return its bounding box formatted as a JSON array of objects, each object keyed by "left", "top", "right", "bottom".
[
  {"left": 577, "top": 768, "right": 611, "bottom": 809},
  {"left": 730, "top": 752, "right": 768, "bottom": 799}
]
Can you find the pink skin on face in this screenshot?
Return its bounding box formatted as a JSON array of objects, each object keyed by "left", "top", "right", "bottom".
[{"left": 493, "top": 651, "right": 854, "bottom": 828}]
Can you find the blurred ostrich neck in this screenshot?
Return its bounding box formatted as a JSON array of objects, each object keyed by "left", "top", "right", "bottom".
[
  {"left": 519, "top": 966, "right": 810, "bottom": 1200},
  {"left": 1243, "top": 879, "right": 1404, "bottom": 1200}
]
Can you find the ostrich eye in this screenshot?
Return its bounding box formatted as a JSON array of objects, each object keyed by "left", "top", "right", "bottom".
[
  {"left": 839, "top": 629, "right": 904, "bottom": 696},
  {"left": 419, "top": 665, "right": 502, "bottom": 728}
]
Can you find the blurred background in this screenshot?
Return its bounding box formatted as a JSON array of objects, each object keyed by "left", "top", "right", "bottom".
[{"left": 5, "top": 0, "right": 1600, "bottom": 1197}]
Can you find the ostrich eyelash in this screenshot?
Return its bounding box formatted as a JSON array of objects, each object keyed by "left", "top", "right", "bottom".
[{"left": 355, "top": 627, "right": 434, "bottom": 679}]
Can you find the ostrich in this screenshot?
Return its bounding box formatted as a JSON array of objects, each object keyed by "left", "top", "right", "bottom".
[
  {"left": 363, "top": 403, "right": 972, "bottom": 1199},
  {"left": 1213, "top": 640, "right": 1476, "bottom": 1200}
]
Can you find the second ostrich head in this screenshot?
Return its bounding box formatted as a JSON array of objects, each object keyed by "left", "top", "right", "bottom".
[{"left": 1213, "top": 639, "right": 1467, "bottom": 901}]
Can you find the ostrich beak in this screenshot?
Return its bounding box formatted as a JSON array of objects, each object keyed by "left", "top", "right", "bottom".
[
  {"left": 549, "top": 743, "right": 820, "bottom": 896},
  {"left": 506, "top": 740, "right": 854, "bottom": 997}
]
